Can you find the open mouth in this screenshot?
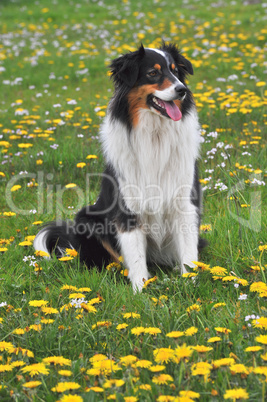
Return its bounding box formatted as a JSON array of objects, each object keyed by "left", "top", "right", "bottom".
[{"left": 147, "top": 95, "right": 182, "bottom": 121}]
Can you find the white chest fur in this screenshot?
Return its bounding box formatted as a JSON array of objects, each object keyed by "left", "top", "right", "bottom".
[{"left": 101, "top": 108, "right": 201, "bottom": 215}]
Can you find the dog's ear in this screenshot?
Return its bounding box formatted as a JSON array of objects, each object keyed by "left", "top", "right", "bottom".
[
  {"left": 178, "top": 54, "right": 194, "bottom": 76},
  {"left": 110, "top": 45, "right": 145, "bottom": 87},
  {"left": 161, "top": 42, "right": 194, "bottom": 76}
]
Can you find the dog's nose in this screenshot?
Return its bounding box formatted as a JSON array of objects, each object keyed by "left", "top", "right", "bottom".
[{"left": 175, "top": 85, "right": 186, "bottom": 99}]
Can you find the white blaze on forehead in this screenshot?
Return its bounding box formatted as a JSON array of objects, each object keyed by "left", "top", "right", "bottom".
[
  {"left": 145, "top": 47, "right": 167, "bottom": 60},
  {"left": 145, "top": 48, "right": 183, "bottom": 84}
]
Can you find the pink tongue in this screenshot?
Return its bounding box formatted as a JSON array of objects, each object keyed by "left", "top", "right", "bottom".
[{"left": 164, "top": 101, "right": 182, "bottom": 121}]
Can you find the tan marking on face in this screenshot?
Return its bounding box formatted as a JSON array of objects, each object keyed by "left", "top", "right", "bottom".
[
  {"left": 128, "top": 84, "right": 158, "bottom": 127},
  {"left": 154, "top": 63, "right": 161, "bottom": 71},
  {"left": 174, "top": 99, "right": 182, "bottom": 110},
  {"left": 171, "top": 63, "right": 176, "bottom": 71},
  {"left": 101, "top": 240, "right": 120, "bottom": 263},
  {"left": 159, "top": 78, "right": 173, "bottom": 90}
]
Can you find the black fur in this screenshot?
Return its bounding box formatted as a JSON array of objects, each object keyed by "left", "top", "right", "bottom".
[{"left": 35, "top": 43, "right": 207, "bottom": 275}]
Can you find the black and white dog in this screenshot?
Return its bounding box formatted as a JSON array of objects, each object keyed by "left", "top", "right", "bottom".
[{"left": 34, "top": 43, "right": 205, "bottom": 291}]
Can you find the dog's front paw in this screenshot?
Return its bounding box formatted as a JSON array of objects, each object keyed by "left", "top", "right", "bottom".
[{"left": 131, "top": 275, "right": 149, "bottom": 293}]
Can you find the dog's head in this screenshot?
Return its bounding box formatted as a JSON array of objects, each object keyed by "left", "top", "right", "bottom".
[{"left": 110, "top": 43, "right": 194, "bottom": 126}]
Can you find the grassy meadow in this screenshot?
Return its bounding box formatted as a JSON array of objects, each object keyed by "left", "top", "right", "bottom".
[{"left": 0, "top": 0, "right": 266, "bottom": 400}]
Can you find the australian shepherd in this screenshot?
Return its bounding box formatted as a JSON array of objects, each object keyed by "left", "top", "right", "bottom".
[{"left": 34, "top": 42, "right": 205, "bottom": 291}]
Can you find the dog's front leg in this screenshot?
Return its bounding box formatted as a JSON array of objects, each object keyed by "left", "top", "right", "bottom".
[
  {"left": 173, "top": 211, "right": 199, "bottom": 274},
  {"left": 118, "top": 229, "right": 150, "bottom": 292}
]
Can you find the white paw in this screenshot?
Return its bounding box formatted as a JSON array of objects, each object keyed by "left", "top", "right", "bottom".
[{"left": 131, "top": 275, "right": 149, "bottom": 293}]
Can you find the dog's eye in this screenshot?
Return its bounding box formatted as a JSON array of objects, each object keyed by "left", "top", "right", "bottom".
[
  {"left": 172, "top": 66, "right": 179, "bottom": 76},
  {"left": 147, "top": 70, "right": 158, "bottom": 77}
]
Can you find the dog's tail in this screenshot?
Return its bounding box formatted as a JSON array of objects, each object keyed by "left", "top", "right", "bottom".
[
  {"left": 33, "top": 221, "right": 78, "bottom": 258},
  {"left": 33, "top": 220, "right": 112, "bottom": 268}
]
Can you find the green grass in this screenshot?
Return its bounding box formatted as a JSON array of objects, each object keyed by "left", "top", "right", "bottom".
[{"left": 0, "top": 0, "right": 266, "bottom": 400}]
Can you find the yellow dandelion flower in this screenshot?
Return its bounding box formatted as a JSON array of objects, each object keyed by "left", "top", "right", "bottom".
[
  {"left": 185, "top": 326, "right": 198, "bottom": 336},
  {"left": 29, "top": 300, "right": 48, "bottom": 307},
  {"left": 191, "top": 361, "right": 212, "bottom": 378},
  {"left": 42, "top": 356, "right": 71, "bottom": 366},
  {"left": 41, "top": 306, "right": 59, "bottom": 315},
  {"left": 123, "top": 312, "right": 140, "bottom": 319},
  {"left": 58, "top": 394, "right": 83, "bottom": 402},
  {"left": 157, "top": 396, "right": 175, "bottom": 402},
  {"left": 230, "top": 364, "right": 249, "bottom": 375},
  {"left": 250, "top": 281, "right": 267, "bottom": 293},
  {"left": 89, "top": 354, "right": 107, "bottom": 363},
  {"left": 182, "top": 272, "right": 198, "bottom": 278},
  {"left": 179, "top": 390, "right": 200, "bottom": 399},
  {"left": 61, "top": 285, "right": 78, "bottom": 291},
  {"left": 245, "top": 346, "right": 262, "bottom": 352},
  {"left": 65, "top": 183, "right": 77, "bottom": 188},
  {"left": 103, "top": 379, "right": 125, "bottom": 388},
  {"left": 253, "top": 366, "right": 267, "bottom": 377},
  {"left": 200, "top": 224, "right": 212, "bottom": 232},
  {"left": 133, "top": 360, "right": 152, "bottom": 369},
  {"left": 207, "top": 336, "right": 222, "bottom": 343},
  {"left": 58, "top": 370, "right": 72, "bottom": 377},
  {"left": 11, "top": 185, "right": 21, "bottom": 192},
  {"left": 192, "top": 345, "right": 213, "bottom": 353},
  {"left": 119, "top": 355, "right": 138, "bottom": 366},
  {"left": 139, "top": 383, "right": 151, "bottom": 391},
  {"left": 214, "top": 327, "right": 231, "bottom": 334},
  {"left": 166, "top": 331, "right": 184, "bottom": 338},
  {"left": 149, "top": 365, "right": 166, "bottom": 372},
  {"left": 65, "top": 248, "right": 78, "bottom": 257},
  {"left": 91, "top": 321, "right": 112, "bottom": 329},
  {"left": 143, "top": 276, "right": 157, "bottom": 288},
  {"left": 223, "top": 388, "right": 249, "bottom": 400},
  {"left": 76, "top": 162, "right": 86, "bottom": 168},
  {"left": 0, "top": 341, "right": 15, "bottom": 351},
  {"left": 144, "top": 327, "right": 161, "bottom": 335},
  {"left": 41, "top": 318, "right": 55, "bottom": 324},
  {"left": 90, "top": 359, "right": 121, "bottom": 376},
  {"left": 35, "top": 250, "right": 50, "bottom": 257},
  {"left": 153, "top": 348, "right": 174, "bottom": 364},
  {"left": 69, "top": 293, "right": 86, "bottom": 299},
  {"left": 209, "top": 266, "right": 227, "bottom": 276},
  {"left": 222, "top": 276, "right": 237, "bottom": 282},
  {"left": 116, "top": 323, "right": 128, "bottom": 331},
  {"left": 131, "top": 326, "right": 145, "bottom": 336},
  {"left": 77, "top": 287, "right": 91, "bottom": 292},
  {"left": 59, "top": 256, "right": 74, "bottom": 261},
  {"left": 87, "top": 386, "right": 104, "bottom": 392},
  {"left": 213, "top": 358, "right": 235, "bottom": 368},
  {"left": 152, "top": 374, "right": 173, "bottom": 385},
  {"left": 255, "top": 334, "right": 267, "bottom": 345},
  {"left": 252, "top": 316, "right": 267, "bottom": 329},
  {"left": 0, "top": 364, "right": 13, "bottom": 372},
  {"left": 11, "top": 361, "right": 26, "bottom": 368},
  {"left": 192, "top": 261, "right": 210, "bottom": 271},
  {"left": 187, "top": 304, "right": 201, "bottom": 313},
  {"left": 51, "top": 382, "right": 80, "bottom": 393},
  {"left": 172, "top": 344, "right": 193, "bottom": 363},
  {"left": 256, "top": 81, "right": 266, "bottom": 87},
  {"left": 86, "top": 154, "right": 98, "bottom": 159},
  {"left": 23, "top": 381, "right": 42, "bottom": 388},
  {"left": 21, "top": 363, "right": 49, "bottom": 377},
  {"left": 9, "top": 347, "right": 34, "bottom": 357},
  {"left": 12, "top": 328, "right": 25, "bottom": 335}
]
